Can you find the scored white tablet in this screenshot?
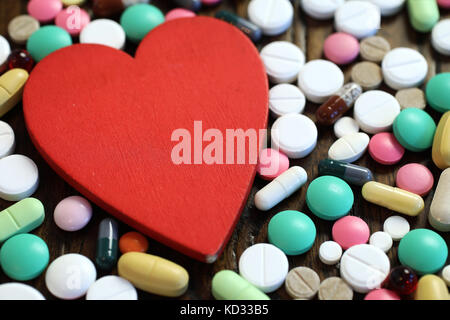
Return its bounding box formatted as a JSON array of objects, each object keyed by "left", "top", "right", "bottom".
[
  {"left": 432, "top": 19, "right": 450, "bottom": 56},
  {"left": 86, "top": 275, "right": 138, "bottom": 300},
  {"left": 368, "top": 0, "right": 405, "bottom": 16},
  {"left": 0, "top": 121, "right": 15, "bottom": 159},
  {"left": 0, "top": 154, "right": 39, "bottom": 201},
  {"left": 328, "top": 132, "right": 370, "bottom": 163},
  {"left": 269, "top": 83, "right": 306, "bottom": 117},
  {"left": 335, "top": 1, "right": 381, "bottom": 39},
  {"left": 248, "top": 0, "right": 293, "bottom": 36},
  {"left": 80, "top": 19, "right": 126, "bottom": 50},
  {"left": 301, "top": 0, "right": 345, "bottom": 20}
]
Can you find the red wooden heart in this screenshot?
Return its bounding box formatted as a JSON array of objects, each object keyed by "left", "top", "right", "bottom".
[{"left": 23, "top": 17, "right": 268, "bottom": 262}]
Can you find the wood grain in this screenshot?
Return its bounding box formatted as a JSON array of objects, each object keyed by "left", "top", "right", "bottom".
[{"left": 0, "top": 0, "right": 449, "bottom": 300}]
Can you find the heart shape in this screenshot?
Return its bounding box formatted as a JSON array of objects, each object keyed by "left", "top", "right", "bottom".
[{"left": 23, "top": 17, "right": 268, "bottom": 262}]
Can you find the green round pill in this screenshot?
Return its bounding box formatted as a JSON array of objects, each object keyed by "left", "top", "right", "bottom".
[
  {"left": 306, "top": 176, "right": 354, "bottom": 220},
  {"left": 26, "top": 26, "right": 72, "bottom": 62},
  {"left": 0, "top": 234, "right": 49, "bottom": 281},
  {"left": 120, "top": 4, "right": 165, "bottom": 43},
  {"left": 393, "top": 108, "right": 436, "bottom": 152},
  {"left": 426, "top": 73, "right": 450, "bottom": 113},
  {"left": 398, "top": 229, "right": 448, "bottom": 275},
  {"left": 268, "top": 210, "right": 316, "bottom": 255}
]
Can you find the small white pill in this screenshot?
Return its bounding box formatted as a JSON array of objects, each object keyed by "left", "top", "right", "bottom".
[
  {"left": 269, "top": 84, "right": 306, "bottom": 118},
  {"left": 260, "top": 41, "right": 305, "bottom": 84},
  {"left": 0, "top": 35, "right": 11, "bottom": 67},
  {"left": 319, "top": 241, "right": 343, "bottom": 265},
  {"left": 0, "top": 283, "right": 45, "bottom": 300},
  {"left": 0, "top": 121, "right": 15, "bottom": 158},
  {"left": 301, "top": 0, "right": 345, "bottom": 20},
  {"left": 369, "top": 231, "right": 393, "bottom": 253},
  {"left": 367, "top": 0, "right": 405, "bottom": 16},
  {"left": 254, "top": 166, "right": 307, "bottom": 211},
  {"left": 441, "top": 265, "right": 450, "bottom": 287},
  {"left": 383, "top": 215, "right": 410, "bottom": 241},
  {"left": 382, "top": 47, "right": 428, "bottom": 90},
  {"left": 0, "top": 154, "right": 39, "bottom": 201},
  {"left": 80, "top": 19, "right": 126, "bottom": 50},
  {"left": 328, "top": 132, "right": 369, "bottom": 163},
  {"left": 271, "top": 114, "right": 318, "bottom": 159},
  {"left": 239, "top": 243, "right": 289, "bottom": 293},
  {"left": 248, "top": 0, "right": 294, "bottom": 36},
  {"left": 334, "top": 117, "right": 360, "bottom": 139},
  {"left": 298, "top": 59, "right": 344, "bottom": 103},
  {"left": 335, "top": 1, "right": 381, "bottom": 39},
  {"left": 86, "top": 276, "right": 137, "bottom": 300},
  {"left": 432, "top": 19, "right": 450, "bottom": 56}
]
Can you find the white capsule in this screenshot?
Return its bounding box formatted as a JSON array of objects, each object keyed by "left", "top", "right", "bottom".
[{"left": 254, "top": 166, "right": 307, "bottom": 211}]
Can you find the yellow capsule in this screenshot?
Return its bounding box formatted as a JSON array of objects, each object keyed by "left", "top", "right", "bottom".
[
  {"left": 117, "top": 252, "right": 189, "bottom": 297},
  {"left": 432, "top": 111, "right": 450, "bottom": 170},
  {"left": 0, "top": 68, "right": 29, "bottom": 118},
  {"left": 362, "top": 181, "right": 424, "bottom": 216},
  {"left": 415, "top": 275, "right": 449, "bottom": 300}
]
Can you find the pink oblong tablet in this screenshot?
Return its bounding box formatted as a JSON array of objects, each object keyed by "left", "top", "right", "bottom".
[
  {"left": 28, "top": 0, "right": 63, "bottom": 23},
  {"left": 256, "top": 148, "right": 289, "bottom": 180},
  {"left": 332, "top": 216, "right": 370, "bottom": 250},
  {"left": 396, "top": 163, "right": 434, "bottom": 196},
  {"left": 364, "top": 289, "right": 401, "bottom": 300},
  {"left": 323, "top": 32, "right": 359, "bottom": 65},
  {"left": 438, "top": 0, "right": 450, "bottom": 9},
  {"left": 55, "top": 7, "right": 90, "bottom": 36},
  {"left": 165, "top": 8, "right": 196, "bottom": 21},
  {"left": 368, "top": 132, "right": 405, "bottom": 165}
]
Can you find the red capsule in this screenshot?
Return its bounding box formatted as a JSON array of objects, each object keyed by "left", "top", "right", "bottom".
[{"left": 7, "top": 50, "right": 34, "bottom": 73}]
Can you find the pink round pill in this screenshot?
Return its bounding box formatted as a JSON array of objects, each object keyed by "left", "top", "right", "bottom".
[
  {"left": 28, "top": 0, "right": 63, "bottom": 23},
  {"left": 54, "top": 196, "right": 93, "bottom": 232},
  {"left": 364, "top": 289, "right": 401, "bottom": 300},
  {"left": 323, "top": 32, "right": 359, "bottom": 65},
  {"left": 55, "top": 7, "right": 90, "bottom": 36},
  {"left": 368, "top": 132, "right": 405, "bottom": 165},
  {"left": 165, "top": 8, "right": 196, "bottom": 22},
  {"left": 438, "top": 0, "right": 450, "bottom": 9},
  {"left": 396, "top": 163, "right": 434, "bottom": 196},
  {"left": 332, "top": 216, "right": 370, "bottom": 250},
  {"left": 202, "top": 0, "right": 222, "bottom": 5},
  {"left": 256, "top": 148, "right": 289, "bottom": 180}
]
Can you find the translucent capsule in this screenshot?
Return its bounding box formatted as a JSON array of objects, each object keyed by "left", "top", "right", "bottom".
[
  {"left": 318, "top": 159, "right": 373, "bottom": 186},
  {"left": 7, "top": 50, "right": 34, "bottom": 73},
  {"left": 385, "top": 266, "right": 418, "bottom": 296},
  {"left": 215, "top": 10, "right": 262, "bottom": 43},
  {"left": 95, "top": 218, "right": 118, "bottom": 271}
]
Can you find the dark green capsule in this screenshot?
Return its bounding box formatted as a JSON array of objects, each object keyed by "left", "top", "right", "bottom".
[
  {"left": 95, "top": 218, "right": 118, "bottom": 271},
  {"left": 318, "top": 159, "right": 373, "bottom": 186},
  {"left": 173, "top": 0, "right": 202, "bottom": 12},
  {"left": 215, "top": 10, "right": 262, "bottom": 43}
]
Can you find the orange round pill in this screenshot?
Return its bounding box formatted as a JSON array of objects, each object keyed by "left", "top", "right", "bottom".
[{"left": 119, "top": 231, "right": 149, "bottom": 254}]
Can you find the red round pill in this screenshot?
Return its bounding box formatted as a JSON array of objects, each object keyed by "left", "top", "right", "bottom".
[
  {"left": 368, "top": 132, "right": 405, "bottom": 165},
  {"left": 396, "top": 163, "right": 434, "bottom": 196},
  {"left": 332, "top": 216, "right": 370, "bottom": 250},
  {"left": 323, "top": 32, "right": 359, "bottom": 65}
]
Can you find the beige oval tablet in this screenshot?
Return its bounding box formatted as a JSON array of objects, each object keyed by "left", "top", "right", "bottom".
[
  {"left": 318, "top": 277, "right": 353, "bottom": 300},
  {"left": 285, "top": 267, "right": 320, "bottom": 300},
  {"left": 8, "top": 15, "right": 40, "bottom": 45},
  {"left": 360, "top": 36, "right": 391, "bottom": 63},
  {"left": 395, "top": 88, "right": 426, "bottom": 110},
  {"left": 351, "top": 61, "right": 383, "bottom": 90}
]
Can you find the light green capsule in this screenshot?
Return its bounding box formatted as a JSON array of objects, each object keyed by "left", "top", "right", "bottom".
[
  {"left": 407, "top": 0, "right": 439, "bottom": 32},
  {"left": 212, "top": 270, "right": 270, "bottom": 300}
]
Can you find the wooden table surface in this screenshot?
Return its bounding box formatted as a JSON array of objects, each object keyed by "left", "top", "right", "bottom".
[{"left": 0, "top": 0, "right": 449, "bottom": 300}]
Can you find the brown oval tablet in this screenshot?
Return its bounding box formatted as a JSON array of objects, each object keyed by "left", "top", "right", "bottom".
[
  {"left": 360, "top": 36, "right": 391, "bottom": 63},
  {"left": 285, "top": 267, "right": 320, "bottom": 300},
  {"left": 395, "top": 88, "right": 426, "bottom": 110},
  {"left": 351, "top": 61, "right": 383, "bottom": 90},
  {"left": 318, "top": 277, "right": 353, "bottom": 300},
  {"left": 8, "top": 15, "right": 40, "bottom": 45}
]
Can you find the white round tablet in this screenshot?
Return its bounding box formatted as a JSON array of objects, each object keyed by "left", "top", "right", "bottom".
[
  {"left": 369, "top": 231, "right": 393, "bottom": 253},
  {"left": 0, "top": 121, "right": 15, "bottom": 158},
  {"left": 319, "top": 241, "right": 343, "bottom": 265},
  {"left": 0, "top": 35, "right": 11, "bottom": 66},
  {"left": 0, "top": 154, "right": 39, "bottom": 201},
  {"left": 383, "top": 215, "right": 410, "bottom": 241},
  {"left": 86, "top": 276, "right": 137, "bottom": 300},
  {"left": 432, "top": 19, "right": 450, "bottom": 56},
  {"left": 340, "top": 244, "right": 390, "bottom": 293},
  {"left": 354, "top": 90, "right": 400, "bottom": 134},
  {"left": 0, "top": 283, "right": 45, "bottom": 300},
  {"left": 368, "top": 0, "right": 405, "bottom": 16},
  {"left": 239, "top": 243, "right": 289, "bottom": 293},
  {"left": 80, "top": 19, "right": 126, "bottom": 50},
  {"left": 271, "top": 113, "right": 318, "bottom": 159},
  {"left": 248, "top": 0, "right": 294, "bottom": 36},
  {"left": 328, "top": 132, "right": 369, "bottom": 163},
  {"left": 301, "top": 0, "right": 345, "bottom": 20},
  {"left": 269, "top": 83, "right": 306, "bottom": 117},
  {"left": 335, "top": 1, "right": 381, "bottom": 39},
  {"left": 298, "top": 59, "right": 344, "bottom": 103},
  {"left": 334, "top": 117, "right": 360, "bottom": 139},
  {"left": 260, "top": 41, "right": 305, "bottom": 84},
  {"left": 382, "top": 47, "right": 428, "bottom": 90},
  {"left": 441, "top": 265, "right": 450, "bottom": 287},
  {"left": 45, "top": 253, "right": 97, "bottom": 300}
]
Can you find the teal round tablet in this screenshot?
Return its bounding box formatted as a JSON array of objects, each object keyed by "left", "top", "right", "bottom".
[
  {"left": 120, "top": 4, "right": 165, "bottom": 43},
  {"left": 0, "top": 234, "right": 49, "bottom": 281},
  {"left": 26, "top": 26, "right": 72, "bottom": 62},
  {"left": 426, "top": 73, "right": 450, "bottom": 113},
  {"left": 268, "top": 210, "right": 316, "bottom": 255},
  {"left": 306, "top": 176, "right": 354, "bottom": 220},
  {"left": 393, "top": 108, "right": 436, "bottom": 152},
  {"left": 398, "top": 229, "right": 448, "bottom": 275}
]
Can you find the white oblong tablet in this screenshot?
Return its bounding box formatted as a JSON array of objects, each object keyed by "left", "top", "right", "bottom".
[
  {"left": 340, "top": 244, "right": 390, "bottom": 293},
  {"left": 269, "top": 83, "right": 306, "bottom": 117},
  {"left": 271, "top": 113, "right": 318, "bottom": 159},
  {"left": 0, "top": 283, "right": 45, "bottom": 300},
  {"left": 319, "top": 241, "right": 343, "bottom": 265},
  {"left": 301, "top": 0, "right": 345, "bottom": 20},
  {"left": 383, "top": 215, "right": 410, "bottom": 241},
  {"left": 239, "top": 243, "right": 289, "bottom": 293},
  {"left": 328, "top": 132, "right": 369, "bottom": 163},
  {"left": 354, "top": 90, "right": 400, "bottom": 134},
  {"left": 368, "top": 0, "right": 405, "bottom": 16},
  {"left": 333, "top": 117, "right": 360, "bottom": 139},
  {"left": 298, "top": 59, "right": 344, "bottom": 103},
  {"left": 0, "top": 154, "right": 39, "bottom": 201},
  {"left": 45, "top": 253, "right": 97, "bottom": 300},
  {"left": 260, "top": 41, "right": 305, "bottom": 84},
  {"left": 0, "top": 35, "right": 11, "bottom": 66},
  {"left": 432, "top": 19, "right": 450, "bottom": 56},
  {"left": 0, "top": 121, "right": 15, "bottom": 158},
  {"left": 86, "top": 276, "right": 137, "bottom": 300},
  {"left": 334, "top": 1, "right": 381, "bottom": 39},
  {"left": 248, "top": 0, "right": 293, "bottom": 36},
  {"left": 80, "top": 19, "right": 126, "bottom": 50},
  {"left": 369, "top": 231, "right": 393, "bottom": 253},
  {"left": 382, "top": 48, "right": 428, "bottom": 90}
]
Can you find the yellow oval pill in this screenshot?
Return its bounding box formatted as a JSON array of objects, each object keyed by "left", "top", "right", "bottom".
[
  {"left": 432, "top": 111, "right": 450, "bottom": 170},
  {"left": 0, "top": 68, "right": 29, "bottom": 118},
  {"left": 117, "top": 252, "right": 189, "bottom": 297},
  {"left": 362, "top": 181, "right": 424, "bottom": 216},
  {"left": 415, "top": 274, "right": 449, "bottom": 300}
]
